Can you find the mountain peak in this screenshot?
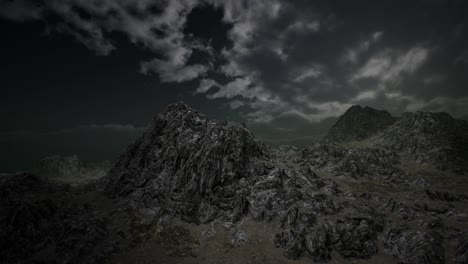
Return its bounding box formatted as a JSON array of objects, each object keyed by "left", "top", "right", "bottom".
[
  {"left": 378, "top": 110, "right": 468, "bottom": 171},
  {"left": 162, "top": 101, "right": 194, "bottom": 114},
  {"left": 102, "top": 102, "right": 266, "bottom": 223},
  {"left": 401, "top": 111, "right": 454, "bottom": 121},
  {"left": 346, "top": 104, "right": 363, "bottom": 111},
  {"left": 324, "top": 105, "right": 395, "bottom": 143}
]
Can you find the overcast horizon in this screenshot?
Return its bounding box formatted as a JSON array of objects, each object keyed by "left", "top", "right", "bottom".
[{"left": 1, "top": 0, "right": 468, "bottom": 172}]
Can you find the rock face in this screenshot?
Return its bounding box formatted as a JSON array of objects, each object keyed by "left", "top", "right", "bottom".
[
  {"left": 378, "top": 111, "right": 468, "bottom": 171},
  {"left": 323, "top": 105, "right": 468, "bottom": 172},
  {"left": 3, "top": 102, "right": 467, "bottom": 264},
  {"left": 301, "top": 143, "right": 402, "bottom": 179},
  {"left": 33, "top": 155, "right": 110, "bottom": 184},
  {"left": 324, "top": 105, "right": 396, "bottom": 143},
  {"left": 384, "top": 226, "right": 444, "bottom": 264},
  {"left": 101, "top": 102, "right": 391, "bottom": 261},
  {"left": 102, "top": 102, "right": 267, "bottom": 223}
]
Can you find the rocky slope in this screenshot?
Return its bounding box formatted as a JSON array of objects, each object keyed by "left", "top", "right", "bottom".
[
  {"left": 101, "top": 102, "right": 267, "bottom": 223},
  {"left": 1, "top": 102, "right": 467, "bottom": 264},
  {"left": 324, "top": 105, "right": 396, "bottom": 143},
  {"left": 323, "top": 105, "right": 468, "bottom": 173},
  {"left": 100, "top": 102, "right": 392, "bottom": 261},
  {"left": 376, "top": 111, "right": 468, "bottom": 172}
]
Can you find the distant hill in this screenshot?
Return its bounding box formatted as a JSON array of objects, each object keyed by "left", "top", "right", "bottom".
[
  {"left": 324, "top": 105, "right": 396, "bottom": 143},
  {"left": 32, "top": 155, "right": 110, "bottom": 185},
  {"left": 324, "top": 105, "right": 468, "bottom": 172},
  {"left": 377, "top": 111, "right": 468, "bottom": 171}
]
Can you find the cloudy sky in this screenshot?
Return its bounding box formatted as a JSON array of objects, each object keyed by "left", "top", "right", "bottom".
[{"left": 1, "top": 0, "right": 468, "bottom": 171}]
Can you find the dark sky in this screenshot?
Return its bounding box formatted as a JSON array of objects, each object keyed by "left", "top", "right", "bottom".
[{"left": 1, "top": 0, "right": 468, "bottom": 172}]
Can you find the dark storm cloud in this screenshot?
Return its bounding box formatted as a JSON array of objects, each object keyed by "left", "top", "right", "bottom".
[
  {"left": 0, "top": 0, "right": 212, "bottom": 78},
  {"left": 0, "top": 0, "right": 41, "bottom": 21},
  {"left": 1, "top": 0, "right": 468, "bottom": 147}
]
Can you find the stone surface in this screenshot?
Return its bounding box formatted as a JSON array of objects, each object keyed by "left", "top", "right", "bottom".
[
  {"left": 384, "top": 226, "right": 444, "bottom": 264},
  {"left": 2, "top": 102, "right": 468, "bottom": 264},
  {"left": 324, "top": 105, "right": 396, "bottom": 143},
  {"left": 301, "top": 142, "right": 403, "bottom": 180},
  {"left": 377, "top": 111, "right": 468, "bottom": 172}
]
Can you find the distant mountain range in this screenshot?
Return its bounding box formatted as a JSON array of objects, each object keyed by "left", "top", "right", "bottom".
[{"left": 323, "top": 104, "right": 468, "bottom": 172}]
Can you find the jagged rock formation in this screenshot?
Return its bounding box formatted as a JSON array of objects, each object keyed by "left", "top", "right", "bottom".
[
  {"left": 384, "top": 226, "right": 444, "bottom": 264},
  {"left": 300, "top": 143, "right": 402, "bottom": 180},
  {"left": 425, "top": 189, "right": 468, "bottom": 202},
  {"left": 323, "top": 105, "right": 468, "bottom": 172},
  {"left": 2, "top": 102, "right": 467, "bottom": 264},
  {"left": 100, "top": 102, "right": 393, "bottom": 261},
  {"left": 324, "top": 105, "right": 396, "bottom": 143},
  {"left": 270, "top": 145, "right": 301, "bottom": 163},
  {"left": 377, "top": 111, "right": 468, "bottom": 171},
  {"left": 33, "top": 155, "right": 111, "bottom": 185},
  {"left": 102, "top": 102, "right": 268, "bottom": 223},
  {"left": 299, "top": 141, "right": 431, "bottom": 195},
  {"left": 275, "top": 204, "right": 384, "bottom": 261}
]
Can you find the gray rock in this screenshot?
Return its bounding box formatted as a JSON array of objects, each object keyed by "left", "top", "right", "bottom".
[
  {"left": 384, "top": 226, "right": 444, "bottom": 264},
  {"left": 324, "top": 105, "right": 396, "bottom": 143},
  {"left": 377, "top": 111, "right": 468, "bottom": 172},
  {"left": 301, "top": 143, "right": 402, "bottom": 180},
  {"left": 425, "top": 189, "right": 468, "bottom": 202},
  {"left": 230, "top": 229, "right": 248, "bottom": 246}
]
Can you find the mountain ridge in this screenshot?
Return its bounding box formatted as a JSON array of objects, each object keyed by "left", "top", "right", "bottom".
[
  {"left": 322, "top": 105, "right": 468, "bottom": 172},
  {"left": 323, "top": 104, "right": 396, "bottom": 143},
  {"left": 1, "top": 101, "right": 467, "bottom": 264}
]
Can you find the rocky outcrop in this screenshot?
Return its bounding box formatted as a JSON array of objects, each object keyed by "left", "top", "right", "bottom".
[
  {"left": 102, "top": 102, "right": 267, "bottom": 223},
  {"left": 101, "top": 102, "right": 392, "bottom": 261},
  {"left": 384, "top": 226, "right": 444, "bottom": 264},
  {"left": 378, "top": 111, "right": 468, "bottom": 171},
  {"left": 425, "top": 189, "right": 468, "bottom": 202},
  {"left": 4, "top": 102, "right": 467, "bottom": 263},
  {"left": 301, "top": 143, "right": 402, "bottom": 179},
  {"left": 323, "top": 106, "right": 468, "bottom": 172},
  {"left": 324, "top": 105, "right": 396, "bottom": 143},
  {"left": 275, "top": 205, "right": 384, "bottom": 261}
]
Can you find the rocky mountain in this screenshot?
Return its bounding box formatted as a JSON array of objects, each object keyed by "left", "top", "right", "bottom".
[
  {"left": 324, "top": 105, "right": 396, "bottom": 143},
  {"left": 377, "top": 111, "right": 468, "bottom": 172},
  {"left": 101, "top": 102, "right": 267, "bottom": 223},
  {"left": 323, "top": 105, "right": 468, "bottom": 173},
  {"left": 100, "top": 102, "right": 392, "bottom": 260},
  {"left": 32, "top": 155, "right": 111, "bottom": 185},
  {"left": 1, "top": 102, "right": 467, "bottom": 264}
]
